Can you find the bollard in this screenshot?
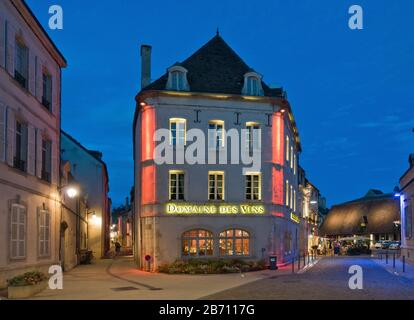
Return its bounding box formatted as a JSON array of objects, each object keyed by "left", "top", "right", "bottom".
[
  {"left": 307, "top": 253, "right": 310, "bottom": 265},
  {"left": 303, "top": 254, "right": 306, "bottom": 267},
  {"left": 403, "top": 256, "right": 406, "bottom": 273},
  {"left": 386, "top": 252, "right": 388, "bottom": 264},
  {"left": 297, "top": 255, "right": 301, "bottom": 270},
  {"left": 292, "top": 257, "right": 295, "bottom": 273},
  {"left": 393, "top": 252, "right": 396, "bottom": 269}
]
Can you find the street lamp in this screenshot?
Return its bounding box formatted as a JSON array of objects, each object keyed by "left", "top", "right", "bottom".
[{"left": 66, "top": 186, "right": 79, "bottom": 198}]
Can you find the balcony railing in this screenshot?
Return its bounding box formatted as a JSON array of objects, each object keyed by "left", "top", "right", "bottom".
[
  {"left": 13, "top": 157, "right": 26, "bottom": 172},
  {"left": 14, "top": 70, "right": 27, "bottom": 89},
  {"left": 41, "top": 170, "right": 51, "bottom": 183},
  {"left": 42, "top": 97, "right": 51, "bottom": 111}
]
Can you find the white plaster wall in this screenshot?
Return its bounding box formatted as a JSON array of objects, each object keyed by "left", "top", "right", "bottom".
[{"left": 0, "top": 0, "right": 62, "bottom": 288}]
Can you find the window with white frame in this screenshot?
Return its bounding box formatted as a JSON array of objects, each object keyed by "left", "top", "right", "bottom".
[
  {"left": 294, "top": 189, "right": 297, "bottom": 212},
  {"left": 166, "top": 66, "right": 189, "bottom": 91},
  {"left": 285, "top": 180, "right": 289, "bottom": 206},
  {"left": 169, "top": 170, "right": 185, "bottom": 200},
  {"left": 246, "top": 173, "right": 261, "bottom": 200},
  {"left": 208, "top": 120, "right": 224, "bottom": 148},
  {"left": 246, "top": 122, "right": 260, "bottom": 154},
  {"left": 208, "top": 171, "right": 224, "bottom": 200},
  {"left": 169, "top": 118, "right": 186, "bottom": 146},
  {"left": 286, "top": 136, "right": 290, "bottom": 162},
  {"left": 246, "top": 76, "right": 260, "bottom": 96},
  {"left": 15, "top": 40, "right": 28, "bottom": 89},
  {"left": 10, "top": 204, "right": 26, "bottom": 259},
  {"left": 290, "top": 185, "right": 293, "bottom": 209},
  {"left": 290, "top": 146, "right": 294, "bottom": 169},
  {"left": 171, "top": 71, "right": 185, "bottom": 91},
  {"left": 38, "top": 210, "right": 50, "bottom": 257}
]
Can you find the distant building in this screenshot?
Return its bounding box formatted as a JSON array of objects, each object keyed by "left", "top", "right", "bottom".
[
  {"left": 61, "top": 131, "right": 111, "bottom": 258},
  {"left": 134, "top": 34, "right": 303, "bottom": 271},
  {"left": 112, "top": 195, "right": 134, "bottom": 253},
  {"left": 320, "top": 190, "right": 401, "bottom": 244},
  {"left": 0, "top": 0, "right": 66, "bottom": 288},
  {"left": 400, "top": 154, "right": 414, "bottom": 262}
]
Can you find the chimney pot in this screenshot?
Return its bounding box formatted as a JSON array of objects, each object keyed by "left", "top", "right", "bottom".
[{"left": 141, "top": 45, "right": 152, "bottom": 89}]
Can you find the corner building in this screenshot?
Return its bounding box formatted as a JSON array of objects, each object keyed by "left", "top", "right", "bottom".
[{"left": 134, "top": 35, "right": 302, "bottom": 270}]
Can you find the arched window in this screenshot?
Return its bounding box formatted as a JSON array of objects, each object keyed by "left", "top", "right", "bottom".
[
  {"left": 246, "top": 76, "right": 259, "bottom": 96},
  {"left": 171, "top": 71, "right": 185, "bottom": 90},
  {"left": 242, "top": 72, "right": 264, "bottom": 96},
  {"left": 166, "top": 65, "right": 189, "bottom": 91},
  {"left": 181, "top": 229, "right": 213, "bottom": 256},
  {"left": 219, "top": 229, "right": 250, "bottom": 256}
]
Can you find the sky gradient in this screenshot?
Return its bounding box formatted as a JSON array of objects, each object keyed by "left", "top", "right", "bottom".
[{"left": 26, "top": 0, "right": 414, "bottom": 207}]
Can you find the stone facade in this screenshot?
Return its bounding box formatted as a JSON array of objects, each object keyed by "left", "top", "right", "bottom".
[{"left": 0, "top": 0, "right": 66, "bottom": 288}]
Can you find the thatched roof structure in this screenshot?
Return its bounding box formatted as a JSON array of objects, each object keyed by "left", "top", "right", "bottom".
[{"left": 320, "top": 190, "right": 400, "bottom": 236}]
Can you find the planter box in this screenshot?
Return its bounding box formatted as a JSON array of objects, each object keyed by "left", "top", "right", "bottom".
[{"left": 8, "top": 281, "right": 48, "bottom": 299}]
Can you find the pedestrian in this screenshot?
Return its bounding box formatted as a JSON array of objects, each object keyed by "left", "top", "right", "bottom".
[{"left": 115, "top": 241, "right": 121, "bottom": 256}]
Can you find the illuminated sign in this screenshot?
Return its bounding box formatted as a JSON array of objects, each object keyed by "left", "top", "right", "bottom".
[
  {"left": 290, "top": 213, "right": 300, "bottom": 224},
  {"left": 166, "top": 203, "right": 265, "bottom": 215}
]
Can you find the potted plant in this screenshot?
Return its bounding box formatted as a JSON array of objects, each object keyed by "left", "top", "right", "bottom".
[{"left": 7, "top": 271, "right": 48, "bottom": 299}]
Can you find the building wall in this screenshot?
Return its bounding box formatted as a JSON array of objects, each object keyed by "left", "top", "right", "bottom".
[
  {"left": 0, "top": 0, "right": 63, "bottom": 288},
  {"left": 61, "top": 134, "right": 110, "bottom": 258},
  {"left": 400, "top": 166, "right": 414, "bottom": 262},
  {"left": 134, "top": 94, "right": 301, "bottom": 270}
]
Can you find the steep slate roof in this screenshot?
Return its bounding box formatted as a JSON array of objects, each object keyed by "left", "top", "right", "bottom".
[
  {"left": 319, "top": 192, "right": 400, "bottom": 236},
  {"left": 143, "top": 34, "right": 284, "bottom": 97}
]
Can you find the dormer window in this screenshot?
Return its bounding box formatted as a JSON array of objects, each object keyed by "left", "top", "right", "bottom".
[
  {"left": 166, "top": 65, "right": 190, "bottom": 91},
  {"left": 242, "top": 72, "right": 264, "bottom": 96}
]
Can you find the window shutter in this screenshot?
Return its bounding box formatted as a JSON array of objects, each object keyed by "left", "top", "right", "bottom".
[
  {"left": 0, "top": 17, "right": 5, "bottom": 69},
  {"left": 6, "top": 107, "right": 15, "bottom": 166},
  {"left": 18, "top": 206, "right": 26, "bottom": 258},
  {"left": 35, "top": 129, "right": 42, "bottom": 178},
  {"left": 36, "top": 59, "right": 42, "bottom": 101},
  {"left": 21, "top": 123, "right": 28, "bottom": 165},
  {"left": 29, "top": 51, "right": 36, "bottom": 95},
  {"left": 10, "top": 205, "right": 18, "bottom": 258},
  {"left": 6, "top": 23, "right": 14, "bottom": 76},
  {"left": 27, "top": 125, "right": 35, "bottom": 175},
  {"left": 0, "top": 102, "right": 5, "bottom": 162},
  {"left": 51, "top": 141, "right": 57, "bottom": 185}
]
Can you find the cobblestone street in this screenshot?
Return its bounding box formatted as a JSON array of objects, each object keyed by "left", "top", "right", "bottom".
[{"left": 203, "top": 256, "right": 414, "bottom": 300}]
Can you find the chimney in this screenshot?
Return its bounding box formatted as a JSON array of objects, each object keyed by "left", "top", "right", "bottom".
[{"left": 141, "top": 44, "right": 152, "bottom": 89}]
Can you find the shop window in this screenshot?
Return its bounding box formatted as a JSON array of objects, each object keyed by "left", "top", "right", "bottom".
[
  {"left": 181, "top": 229, "right": 213, "bottom": 256},
  {"left": 219, "top": 229, "right": 250, "bottom": 256}
]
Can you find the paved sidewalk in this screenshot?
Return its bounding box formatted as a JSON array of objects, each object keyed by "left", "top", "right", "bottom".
[
  {"left": 372, "top": 254, "right": 414, "bottom": 281},
  {"left": 30, "top": 256, "right": 315, "bottom": 300}
]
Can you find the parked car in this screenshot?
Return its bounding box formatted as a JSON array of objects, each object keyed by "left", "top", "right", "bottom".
[
  {"left": 374, "top": 242, "right": 383, "bottom": 249},
  {"left": 389, "top": 242, "right": 401, "bottom": 250},
  {"left": 381, "top": 241, "right": 392, "bottom": 249}
]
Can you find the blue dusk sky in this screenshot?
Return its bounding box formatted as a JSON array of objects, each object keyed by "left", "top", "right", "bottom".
[{"left": 26, "top": 0, "right": 414, "bottom": 207}]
